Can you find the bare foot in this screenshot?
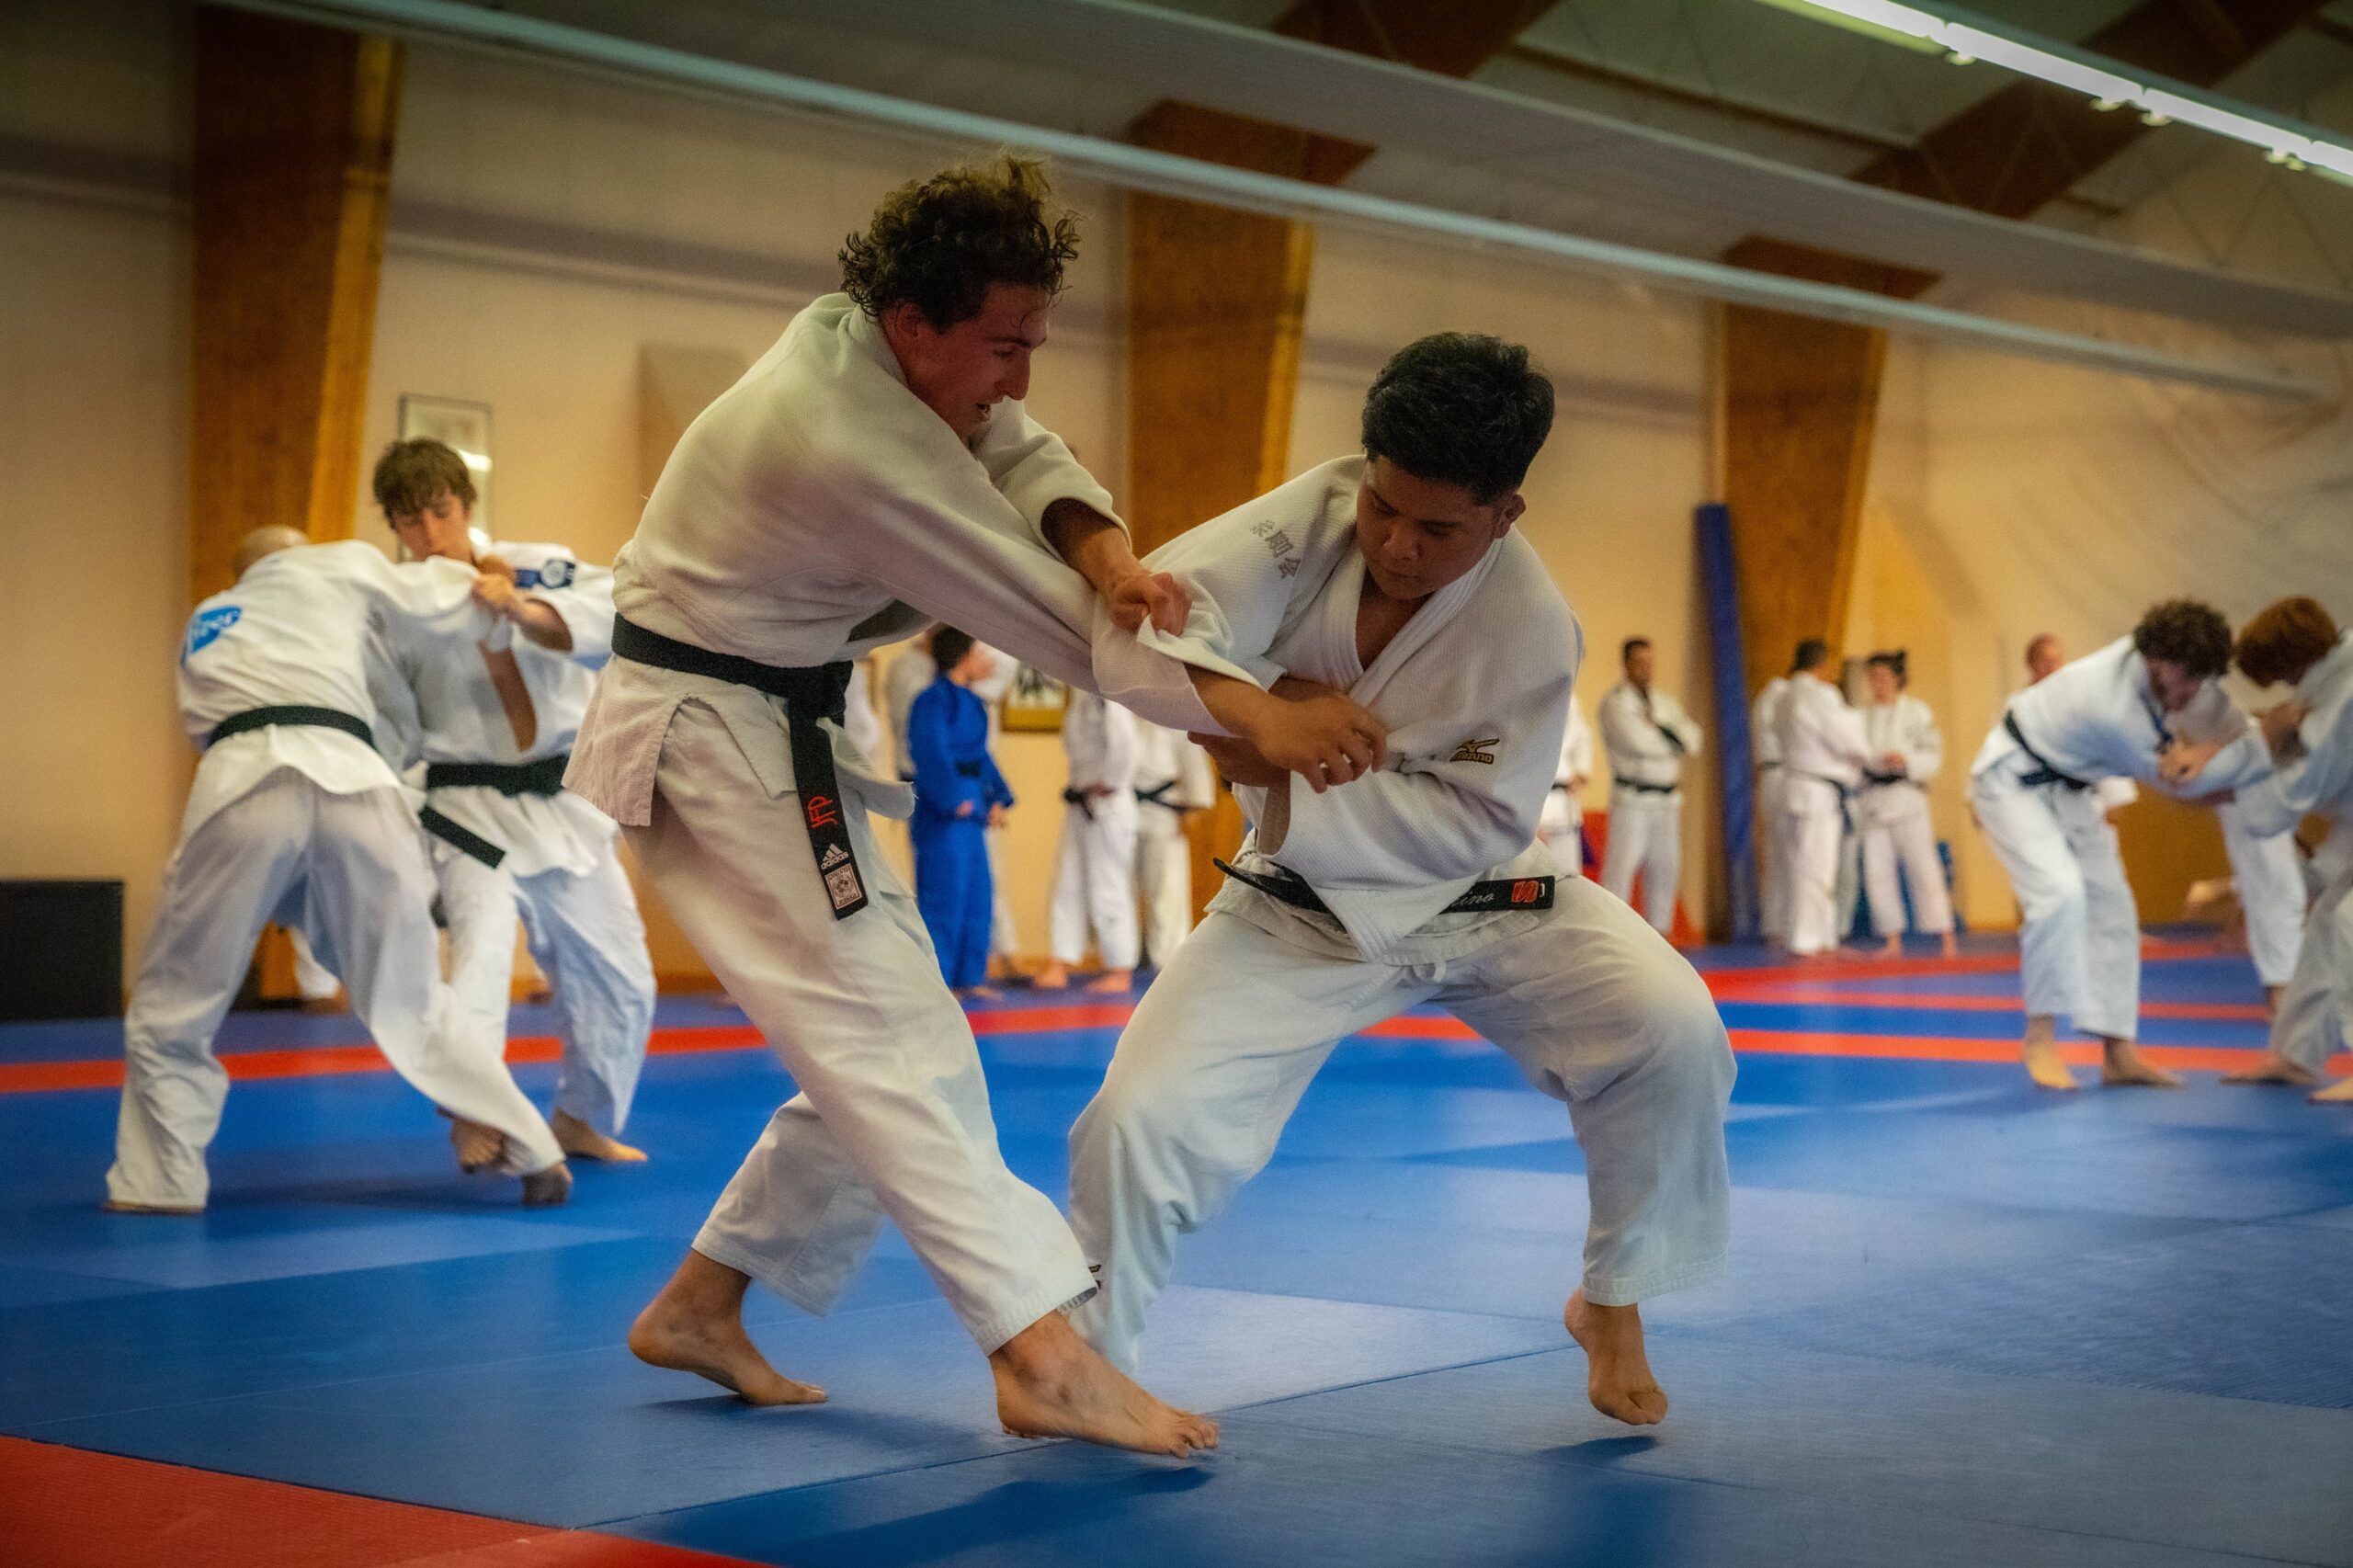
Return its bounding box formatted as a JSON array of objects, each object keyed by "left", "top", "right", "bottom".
[
  {"left": 449, "top": 1117, "right": 508, "bottom": 1173},
  {"left": 629, "top": 1251, "right": 826, "bottom": 1405},
  {"left": 2022, "top": 1039, "right": 2080, "bottom": 1092},
  {"left": 2264, "top": 984, "right": 2284, "bottom": 1019},
  {"left": 991, "top": 1311, "right": 1217, "bottom": 1457},
  {"left": 2222, "top": 1053, "right": 2318, "bottom": 1086},
  {"left": 1564, "top": 1290, "right": 1667, "bottom": 1426},
  {"left": 1032, "top": 963, "right": 1073, "bottom": 991},
  {"left": 960, "top": 985, "right": 1004, "bottom": 1002},
  {"left": 1879, "top": 936, "right": 1902, "bottom": 958},
  {"left": 1938, "top": 933, "right": 1958, "bottom": 960},
  {"left": 101, "top": 1199, "right": 202, "bottom": 1216},
  {"left": 1083, "top": 969, "right": 1134, "bottom": 994},
  {"left": 2311, "top": 1076, "right": 2353, "bottom": 1103},
  {"left": 553, "top": 1109, "right": 647, "bottom": 1163},
  {"left": 517, "top": 1163, "right": 572, "bottom": 1206},
  {"left": 2101, "top": 1040, "right": 2184, "bottom": 1089}
]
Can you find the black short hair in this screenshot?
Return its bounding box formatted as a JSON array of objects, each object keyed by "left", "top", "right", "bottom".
[
  {"left": 2132, "top": 599, "right": 2232, "bottom": 680},
  {"left": 1360, "top": 333, "right": 1553, "bottom": 505},
  {"left": 1622, "top": 637, "right": 1651, "bottom": 664},
  {"left": 840, "top": 156, "right": 1079, "bottom": 329},
  {"left": 929, "top": 628, "right": 976, "bottom": 672},
  {"left": 1866, "top": 649, "right": 1907, "bottom": 686},
  {"left": 1791, "top": 639, "right": 1829, "bottom": 673}
]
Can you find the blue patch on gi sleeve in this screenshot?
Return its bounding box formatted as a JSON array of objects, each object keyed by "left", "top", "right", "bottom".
[{"left": 183, "top": 605, "right": 242, "bottom": 664}]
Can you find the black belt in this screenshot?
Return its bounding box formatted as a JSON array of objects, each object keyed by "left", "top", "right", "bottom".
[
  {"left": 1137, "top": 779, "right": 1179, "bottom": 811},
  {"left": 206, "top": 705, "right": 372, "bottom": 750},
  {"left": 425, "top": 755, "right": 570, "bottom": 796},
  {"left": 1215, "top": 858, "right": 1553, "bottom": 920},
  {"left": 1860, "top": 769, "right": 1920, "bottom": 789},
  {"left": 420, "top": 808, "right": 506, "bottom": 869},
  {"left": 955, "top": 760, "right": 983, "bottom": 779},
  {"left": 2004, "top": 712, "right": 2091, "bottom": 791},
  {"left": 1611, "top": 776, "right": 1678, "bottom": 796},
  {"left": 611, "top": 615, "right": 867, "bottom": 918},
  {"left": 1063, "top": 786, "right": 1096, "bottom": 821}
]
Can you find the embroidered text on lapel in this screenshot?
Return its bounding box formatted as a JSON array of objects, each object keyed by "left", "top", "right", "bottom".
[{"left": 1450, "top": 737, "right": 1500, "bottom": 765}]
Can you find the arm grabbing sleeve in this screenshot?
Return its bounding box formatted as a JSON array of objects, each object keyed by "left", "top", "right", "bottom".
[
  {"left": 1273, "top": 670, "right": 1572, "bottom": 888},
  {"left": 529, "top": 561, "right": 616, "bottom": 669}
]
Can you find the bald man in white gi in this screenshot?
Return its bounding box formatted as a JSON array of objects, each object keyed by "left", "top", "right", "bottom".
[
  {"left": 1037, "top": 689, "right": 1142, "bottom": 992},
  {"left": 1778, "top": 641, "right": 1870, "bottom": 959},
  {"left": 2219, "top": 598, "right": 2353, "bottom": 1098},
  {"left": 1598, "top": 639, "right": 1703, "bottom": 936},
  {"left": 1972, "top": 602, "right": 2272, "bottom": 1091},
  {"left": 1752, "top": 665, "right": 1794, "bottom": 943},
  {"left": 1133, "top": 722, "right": 1216, "bottom": 968},
  {"left": 108, "top": 530, "right": 570, "bottom": 1213},
  {"left": 1538, "top": 694, "right": 1594, "bottom": 876},
  {"left": 1073, "top": 334, "right": 1734, "bottom": 1429},
  {"left": 368, "top": 438, "right": 657, "bottom": 1170},
  {"left": 566, "top": 160, "right": 1368, "bottom": 1455},
  {"left": 1857, "top": 652, "right": 1956, "bottom": 958}
]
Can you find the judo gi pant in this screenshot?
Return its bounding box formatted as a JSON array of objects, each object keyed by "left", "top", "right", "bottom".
[
  {"left": 912, "top": 811, "right": 994, "bottom": 989},
  {"left": 1068, "top": 878, "right": 1735, "bottom": 1372},
  {"left": 1971, "top": 769, "right": 2139, "bottom": 1038},
  {"left": 1784, "top": 776, "right": 1850, "bottom": 957},
  {"left": 2272, "top": 866, "right": 2353, "bottom": 1074},
  {"left": 1601, "top": 792, "right": 1681, "bottom": 935},
  {"left": 1757, "top": 767, "right": 1790, "bottom": 940},
  {"left": 1134, "top": 802, "right": 1194, "bottom": 969},
  {"left": 1859, "top": 788, "right": 1952, "bottom": 938},
  {"left": 1050, "top": 793, "right": 1141, "bottom": 970},
  {"left": 2220, "top": 803, "right": 2305, "bottom": 987},
  {"left": 434, "top": 835, "right": 656, "bottom": 1135},
  {"left": 630, "top": 700, "right": 1092, "bottom": 1351},
  {"left": 1538, "top": 790, "right": 1585, "bottom": 877},
  {"left": 987, "top": 826, "right": 1018, "bottom": 960},
  {"left": 108, "top": 770, "right": 564, "bottom": 1210}
]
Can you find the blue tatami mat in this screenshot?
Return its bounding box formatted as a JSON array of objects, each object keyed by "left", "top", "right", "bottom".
[{"left": 5, "top": 937, "right": 2351, "bottom": 1565}]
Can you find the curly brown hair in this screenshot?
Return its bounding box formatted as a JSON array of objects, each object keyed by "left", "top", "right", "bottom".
[
  {"left": 2234, "top": 597, "right": 2339, "bottom": 687},
  {"left": 2131, "top": 598, "right": 2233, "bottom": 680},
  {"left": 839, "top": 156, "right": 1080, "bottom": 328},
  {"left": 372, "top": 437, "right": 475, "bottom": 517}
]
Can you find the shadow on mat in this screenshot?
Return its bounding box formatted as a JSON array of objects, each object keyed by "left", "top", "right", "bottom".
[{"left": 779, "top": 1466, "right": 1216, "bottom": 1564}]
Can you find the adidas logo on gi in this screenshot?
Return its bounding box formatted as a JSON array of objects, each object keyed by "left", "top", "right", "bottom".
[{"left": 820, "top": 844, "right": 849, "bottom": 871}]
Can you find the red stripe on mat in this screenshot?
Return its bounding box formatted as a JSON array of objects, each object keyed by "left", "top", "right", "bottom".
[
  {"left": 0, "top": 943, "right": 2293, "bottom": 1097},
  {"left": 0, "top": 1436, "right": 755, "bottom": 1568}
]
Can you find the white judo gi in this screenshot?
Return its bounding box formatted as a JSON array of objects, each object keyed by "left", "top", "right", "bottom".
[
  {"left": 1597, "top": 680, "right": 1704, "bottom": 934},
  {"left": 1070, "top": 457, "right": 1735, "bottom": 1371},
  {"left": 1049, "top": 690, "right": 1142, "bottom": 971},
  {"left": 566, "top": 293, "right": 1206, "bottom": 1352},
  {"left": 110, "top": 541, "right": 566, "bottom": 1210},
  {"left": 382, "top": 542, "right": 656, "bottom": 1139},
  {"left": 1777, "top": 672, "right": 1871, "bottom": 957},
  {"left": 2235, "top": 632, "right": 2353, "bottom": 1074},
  {"left": 1970, "top": 637, "right": 2272, "bottom": 1039},
  {"left": 2218, "top": 801, "right": 2305, "bottom": 987},
  {"left": 1133, "top": 723, "right": 1216, "bottom": 968},
  {"left": 1538, "top": 697, "right": 1595, "bottom": 876},
  {"left": 1857, "top": 693, "right": 1953, "bottom": 939},
  {"left": 1752, "top": 676, "right": 1792, "bottom": 940}
]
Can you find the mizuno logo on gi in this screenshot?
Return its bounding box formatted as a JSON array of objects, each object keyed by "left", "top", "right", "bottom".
[
  {"left": 820, "top": 844, "right": 848, "bottom": 870},
  {"left": 805, "top": 794, "right": 841, "bottom": 830},
  {"left": 1450, "top": 738, "right": 1500, "bottom": 765}
]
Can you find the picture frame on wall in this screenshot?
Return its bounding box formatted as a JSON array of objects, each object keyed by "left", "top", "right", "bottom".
[
  {"left": 397, "top": 393, "right": 494, "bottom": 537},
  {"left": 1000, "top": 664, "right": 1069, "bottom": 733}
]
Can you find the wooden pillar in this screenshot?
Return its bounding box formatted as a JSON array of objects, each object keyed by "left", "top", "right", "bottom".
[{"left": 190, "top": 6, "right": 402, "bottom": 603}]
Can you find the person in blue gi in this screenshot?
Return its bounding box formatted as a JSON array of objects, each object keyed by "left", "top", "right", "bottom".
[{"left": 908, "top": 628, "right": 1015, "bottom": 994}]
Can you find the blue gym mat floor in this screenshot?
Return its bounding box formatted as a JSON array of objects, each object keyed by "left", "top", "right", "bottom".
[{"left": 5, "top": 933, "right": 2351, "bottom": 1567}]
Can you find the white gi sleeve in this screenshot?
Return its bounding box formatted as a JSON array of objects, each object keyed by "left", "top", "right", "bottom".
[
  {"left": 2236, "top": 705, "right": 2353, "bottom": 837},
  {"left": 527, "top": 559, "right": 616, "bottom": 670},
  {"left": 1901, "top": 699, "right": 1943, "bottom": 782}
]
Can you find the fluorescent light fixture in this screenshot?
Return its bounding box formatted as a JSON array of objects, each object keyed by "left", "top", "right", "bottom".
[{"left": 1768, "top": 0, "right": 2353, "bottom": 186}]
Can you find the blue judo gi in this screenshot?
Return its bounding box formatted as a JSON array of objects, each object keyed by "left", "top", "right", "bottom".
[{"left": 907, "top": 674, "right": 1014, "bottom": 989}]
